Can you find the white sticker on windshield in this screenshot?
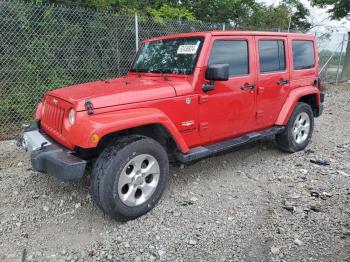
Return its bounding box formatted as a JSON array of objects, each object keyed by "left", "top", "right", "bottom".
[{"left": 177, "top": 43, "right": 199, "bottom": 54}]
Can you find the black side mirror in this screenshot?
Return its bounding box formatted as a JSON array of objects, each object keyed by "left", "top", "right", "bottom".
[
  {"left": 203, "top": 64, "right": 229, "bottom": 92},
  {"left": 206, "top": 64, "right": 229, "bottom": 81}
]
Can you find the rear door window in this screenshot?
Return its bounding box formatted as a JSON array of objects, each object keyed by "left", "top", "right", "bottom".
[
  {"left": 208, "top": 40, "right": 249, "bottom": 77},
  {"left": 292, "top": 40, "right": 315, "bottom": 70},
  {"left": 258, "top": 40, "right": 286, "bottom": 73}
]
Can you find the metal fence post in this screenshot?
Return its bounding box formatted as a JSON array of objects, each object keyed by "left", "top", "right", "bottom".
[
  {"left": 135, "top": 13, "right": 139, "bottom": 51},
  {"left": 287, "top": 15, "right": 291, "bottom": 33},
  {"left": 222, "top": 23, "right": 225, "bottom": 31},
  {"left": 335, "top": 33, "right": 346, "bottom": 86}
]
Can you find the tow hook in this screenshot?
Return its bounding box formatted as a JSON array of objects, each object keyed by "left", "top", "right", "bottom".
[{"left": 41, "top": 142, "right": 48, "bottom": 150}]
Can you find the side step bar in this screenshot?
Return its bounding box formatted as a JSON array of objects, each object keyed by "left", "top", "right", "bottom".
[{"left": 176, "top": 126, "right": 285, "bottom": 163}]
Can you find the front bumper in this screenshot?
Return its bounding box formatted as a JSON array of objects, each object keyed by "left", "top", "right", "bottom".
[{"left": 17, "top": 123, "right": 87, "bottom": 181}]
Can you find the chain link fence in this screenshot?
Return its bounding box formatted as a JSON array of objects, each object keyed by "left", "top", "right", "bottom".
[
  {"left": 0, "top": 1, "right": 227, "bottom": 141},
  {"left": 317, "top": 31, "right": 349, "bottom": 84},
  {"left": 0, "top": 0, "right": 349, "bottom": 167}
]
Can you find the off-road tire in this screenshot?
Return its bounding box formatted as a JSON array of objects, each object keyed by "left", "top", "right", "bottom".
[
  {"left": 90, "top": 135, "right": 169, "bottom": 220},
  {"left": 276, "top": 102, "right": 314, "bottom": 153}
]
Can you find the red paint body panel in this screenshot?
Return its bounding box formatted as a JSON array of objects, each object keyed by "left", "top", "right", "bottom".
[
  {"left": 255, "top": 35, "right": 290, "bottom": 128},
  {"left": 196, "top": 35, "right": 257, "bottom": 143},
  {"left": 35, "top": 31, "right": 321, "bottom": 153},
  {"left": 275, "top": 86, "right": 320, "bottom": 125},
  {"left": 48, "top": 76, "right": 177, "bottom": 111},
  {"left": 69, "top": 108, "right": 190, "bottom": 152}
]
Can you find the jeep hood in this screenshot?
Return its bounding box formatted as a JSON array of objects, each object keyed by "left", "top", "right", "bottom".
[{"left": 47, "top": 77, "right": 178, "bottom": 111}]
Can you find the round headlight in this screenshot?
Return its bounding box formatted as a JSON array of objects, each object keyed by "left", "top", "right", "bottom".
[{"left": 68, "top": 108, "right": 75, "bottom": 125}]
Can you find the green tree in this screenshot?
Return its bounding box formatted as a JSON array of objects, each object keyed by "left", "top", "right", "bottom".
[
  {"left": 178, "top": 0, "right": 260, "bottom": 24},
  {"left": 311, "top": 0, "right": 349, "bottom": 20},
  {"left": 147, "top": 5, "right": 197, "bottom": 22},
  {"left": 246, "top": 4, "right": 290, "bottom": 30},
  {"left": 163, "top": 0, "right": 310, "bottom": 31},
  {"left": 29, "top": 0, "right": 310, "bottom": 30},
  {"left": 282, "top": 0, "right": 311, "bottom": 31},
  {"left": 236, "top": 0, "right": 310, "bottom": 31}
]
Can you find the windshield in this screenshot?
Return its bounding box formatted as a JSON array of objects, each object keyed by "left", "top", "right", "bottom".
[{"left": 131, "top": 37, "right": 204, "bottom": 75}]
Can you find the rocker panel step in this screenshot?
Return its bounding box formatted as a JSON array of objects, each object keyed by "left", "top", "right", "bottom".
[{"left": 176, "top": 126, "right": 285, "bottom": 163}]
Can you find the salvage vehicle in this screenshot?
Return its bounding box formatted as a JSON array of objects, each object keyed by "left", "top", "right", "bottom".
[{"left": 18, "top": 31, "right": 324, "bottom": 220}]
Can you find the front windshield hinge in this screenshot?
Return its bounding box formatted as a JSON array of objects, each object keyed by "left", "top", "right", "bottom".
[{"left": 85, "top": 100, "right": 94, "bottom": 115}]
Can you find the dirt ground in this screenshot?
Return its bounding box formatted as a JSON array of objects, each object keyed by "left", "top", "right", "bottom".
[{"left": 0, "top": 84, "right": 350, "bottom": 262}]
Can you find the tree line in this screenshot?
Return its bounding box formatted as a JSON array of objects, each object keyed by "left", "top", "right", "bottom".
[
  {"left": 22, "top": 0, "right": 350, "bottom": 81},
  {"left": 28, "top": 0, "right": 312, "bottom": 31}
]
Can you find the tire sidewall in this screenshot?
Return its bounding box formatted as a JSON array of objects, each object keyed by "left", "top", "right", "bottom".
[
  {"left": 99, "top": 137, "right": 169, "bottom": 220},
  {"left": 287, "top": 103, "right": 314, "bottom": 151}
]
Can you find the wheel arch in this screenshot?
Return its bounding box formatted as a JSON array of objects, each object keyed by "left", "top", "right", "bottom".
[
  {"left": 276, "top": 86, "right": 320, "bottom": 125},
  {"left": 96, "top": 123, "right": 183, "bottom": 160},
  {"left": 298, "top": 94, "right": 320, "bottom": 117},
  {"left": 67, "top": 108, "right": 189, "bottom": 153}
]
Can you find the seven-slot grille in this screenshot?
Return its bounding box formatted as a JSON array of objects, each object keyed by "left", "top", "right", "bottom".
[{"left": 41, "top": 97, "right": 65, "bottom": 134}]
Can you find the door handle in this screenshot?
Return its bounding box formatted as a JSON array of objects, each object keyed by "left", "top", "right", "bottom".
[
  {"left": 277, "top": 79, "right": 289, "bottom": 86},
  {"left": 241, "top": 84, "right": 256, "bottom": 91}
]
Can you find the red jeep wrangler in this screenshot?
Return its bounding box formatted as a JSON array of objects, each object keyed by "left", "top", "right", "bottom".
[{"left": 19, "top": 31, "right": 324, "bottom": 220}]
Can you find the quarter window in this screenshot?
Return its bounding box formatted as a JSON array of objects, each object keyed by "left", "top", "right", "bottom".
[
  {"left": 208, "top": 40, "right": 249, "bottom": 76},
  {"left": 259, "top": 40, "right": 286, "bottom": 73},
  {"left": 292, "top": 40, "right": 315, "bottom": 70}
]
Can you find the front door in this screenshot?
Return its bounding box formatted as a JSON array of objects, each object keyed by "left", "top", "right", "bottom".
[
  {"left": 198, "top": 36, "right": 257, "bottom": 144},
  {"left": 255, "top": 36, "right": 290, "bottom": 128}
]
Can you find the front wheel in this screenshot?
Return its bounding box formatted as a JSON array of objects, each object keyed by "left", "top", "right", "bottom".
[
  {"left": 276, "top": 102, "right": 314, "bottom": 153},
  {"left": 90, "top": 135, "right": 169, "bottom": 220}
]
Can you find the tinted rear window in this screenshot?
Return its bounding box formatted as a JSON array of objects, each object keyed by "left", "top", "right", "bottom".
[
  {"left": 292, "top": 40, "right": 315, "bottom": 70},
  {"left": 208, "top": 40, "right": 249, "bottom": 76},
  {"left": 259, "top": 40, "right": 286, "bottom": 73}
]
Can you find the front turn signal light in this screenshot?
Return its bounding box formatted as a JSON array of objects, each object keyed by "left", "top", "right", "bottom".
[{"left": 91, "top": 134, "right": 100, "bottom": 143}]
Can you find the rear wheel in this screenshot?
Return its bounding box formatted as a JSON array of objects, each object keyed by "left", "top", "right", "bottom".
[
  {"left": 276, "top": 102, "right": 314, "bottom": 153},
  {"left": 90, "top": 135, "right": 169, "bottom": 220}
]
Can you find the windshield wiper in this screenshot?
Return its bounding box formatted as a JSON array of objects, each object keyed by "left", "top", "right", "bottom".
[
  {"left": 132, "top": 64, "right": 147, "bottom": 78},
  {"left": 149, "top": 69, "right": 170, "bottom": 81},
  {"left": 134, "top": 67, "right": 142, "bottom": 78}
]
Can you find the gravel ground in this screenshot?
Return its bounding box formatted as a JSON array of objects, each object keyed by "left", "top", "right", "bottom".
[{"left": 1, "top": 84, "right": 350, "bottom": 262}]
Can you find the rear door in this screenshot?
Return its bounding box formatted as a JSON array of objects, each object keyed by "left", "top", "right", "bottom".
[
  {"left": 255, "top": 36, "right": 290, "bottom": 128},
  {"left": 289, "top": 37, "right": 318, "bottom": 88}
]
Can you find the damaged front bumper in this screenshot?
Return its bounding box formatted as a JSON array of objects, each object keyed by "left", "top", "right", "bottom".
[{"left": 17, "top": 123, "right": 87, "bottom": 181}]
